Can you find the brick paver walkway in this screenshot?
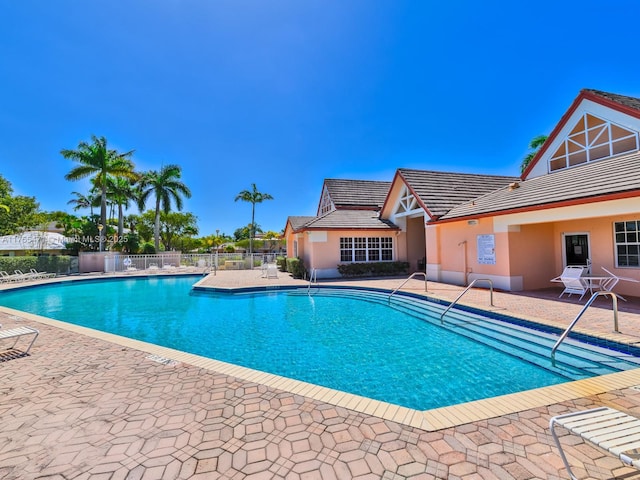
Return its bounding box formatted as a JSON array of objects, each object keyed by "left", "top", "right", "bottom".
[{"left": 2, "top": 271, "right": 640, "bottom": 479}]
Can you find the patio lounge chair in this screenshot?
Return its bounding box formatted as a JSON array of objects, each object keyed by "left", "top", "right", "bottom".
[
  {"left": 550, "top": 407, "right": 640, "bottom": 480},
  {"left": 0, "top": 325, "right": 39, "bottom": 355},
  {"left": 0, "top": 271, "right": 18, "bottom": 283},
  {"left": 29, "top": 268, "right": 55, "bottom": 279},
  {"left": 551, "top": 266, "right": 589, "bottom": 300},
  {"left": 13, "top": 270, "right": 36, "bottom": 282}
]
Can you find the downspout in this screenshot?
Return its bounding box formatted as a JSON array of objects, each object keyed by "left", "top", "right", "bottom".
[{"left": 458, "top": 240, "right": 467, "bottom": 286}]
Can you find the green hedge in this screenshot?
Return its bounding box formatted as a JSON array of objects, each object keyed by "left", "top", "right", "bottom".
[
  {"left": 0, "top": 255, "right": 75, "bottom": 275},
  {"left": 286, "top": 257, "right": 306, "bottom": 279},
  {"left": 276, "top": 256, "right": 287, "bottom": 272},
  {"left": 337, "top": 261, "right": 410, "bottom": 278}
]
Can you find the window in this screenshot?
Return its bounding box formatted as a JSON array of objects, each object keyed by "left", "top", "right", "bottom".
[
  {"left": 340, "top": 237, "right": 353, "bottom": 262},
  {"left": 340, "top": 236, "right": 393, "bottom": 262},
  {"left": 318, "top": 186, "right": 333, "bottom": 215},
  {"left": 614, "top": 221, "right": 640, "bottom": 267},
  {"left": 549, "top": 114, "right": 639, "bottom": 172}
]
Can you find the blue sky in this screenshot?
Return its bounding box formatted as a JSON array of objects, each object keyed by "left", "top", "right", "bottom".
[{"left": 1, "top": 1, "right": 639, "bottom": 237}]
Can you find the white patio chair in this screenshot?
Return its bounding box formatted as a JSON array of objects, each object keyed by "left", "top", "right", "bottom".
[
  {"left": 599, "top": 267, "right": 640, "bottom": 301},
  {"left": 551, "top": 266, "right": 589, "bottom": 300}
]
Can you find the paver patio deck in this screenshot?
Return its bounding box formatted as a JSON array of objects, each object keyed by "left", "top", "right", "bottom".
[{"left": 2, "top": 269, "right": 640, "bottom": 479}]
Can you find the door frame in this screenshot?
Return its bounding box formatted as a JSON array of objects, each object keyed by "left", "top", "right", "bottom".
[{"left": 562, "top": 232, "right": 592, "bottom": 272}]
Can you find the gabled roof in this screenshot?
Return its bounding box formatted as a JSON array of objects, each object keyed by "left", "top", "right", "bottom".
[
  {"left": 286, "top": 216, "right": 316, "bottom": 232},
  {"left": 394, "top": 169, "right": 519, "bottom": 218},
  {"left": 303, "top": 209, "right": 398, "bottom": 231},
  {"left": 439, "top": 150, "right": 640, "bottom": 221},
  {"left": 522, "top": 89, "right": 640, "bottom": 178},
  {"left": 323, "top": 179, "right": 391, "bottom": 209},
  {"left": 586, "top": 89, "right": 640, "bottom": 111}
]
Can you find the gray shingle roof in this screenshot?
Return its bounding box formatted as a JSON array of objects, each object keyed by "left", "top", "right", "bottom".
[
  {"left": 398, "top": 169, "right": 519, "bottom": 218},
  {"left": 440, "top": 151, "right": 640, "bottom": 221},
  {"left": 304, "top": 210, "right": 398, "bottom": 230},
  {"left": 324, "top": 179, "right": 391, "bottom": 209},
  {"left": 287, "top": 216, "right": 317, "bottom": 231},
  {"left": 586, "top": 89, "right": 640, "bottom": 111}
]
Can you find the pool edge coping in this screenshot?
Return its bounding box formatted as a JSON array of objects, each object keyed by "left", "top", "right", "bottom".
[{"left": 3, "top": 296, "right": 640, "bottom": 432}]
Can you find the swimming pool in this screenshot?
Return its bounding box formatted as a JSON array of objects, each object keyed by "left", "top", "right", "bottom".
[{"left": 1, "top": 275, "right": 639, "bottom": 410}]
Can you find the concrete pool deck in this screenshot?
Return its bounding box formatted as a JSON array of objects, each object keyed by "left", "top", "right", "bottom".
[{"left": 2, "top": 269, "right": 640, "bottom": 479}]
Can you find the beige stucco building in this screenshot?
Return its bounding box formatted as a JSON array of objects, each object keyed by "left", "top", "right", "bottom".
[{"left": 285, "top": 89, "right": 640, "bottom": 297}]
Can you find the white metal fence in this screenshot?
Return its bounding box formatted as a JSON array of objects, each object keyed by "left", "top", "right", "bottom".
[{"left": 103, "top": 253, "right": 279, "bottom": 273}]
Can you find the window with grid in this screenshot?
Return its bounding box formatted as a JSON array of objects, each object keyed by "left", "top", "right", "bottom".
[
  {"left": 340, "top": 237, "right": 353, "bottom": 262},
  {"left": 614, "top": 221, "right": 640, "bottom": 267},
  {"left": 339, "top": 236, "right": 393, "bottom": 262},
  {"left": 354, "top": 237, "right": 367, "bottom": 261},
  {"left": 381, "top": 237, "right": 393, "bottom": 260},
  {"left": 549, "top": 113, "right": 639, "bottom": 172}
]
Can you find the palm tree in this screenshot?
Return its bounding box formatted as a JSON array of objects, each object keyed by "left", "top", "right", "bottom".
[
  {"left": 106, "top": 176, "right": 139, "bottom": 239},
  {"left": 67, "top": 191, "right": 93, "bottom": 214},
  {"left": 235, "top": 183, "right": 274, "bottom": 254},
  {"left": 137, "top": 164, "right": 191, "bottom": 251},
  {"left": 62, "top": 135, "right": 136, "bottom": 251},
  {"left": 520, "top": 134, "right": 548, "bottom": 173}
]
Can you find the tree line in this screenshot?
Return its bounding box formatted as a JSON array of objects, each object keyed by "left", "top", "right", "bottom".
[{"left": 1, "top": 135, "right": 280, "bottom": 254}]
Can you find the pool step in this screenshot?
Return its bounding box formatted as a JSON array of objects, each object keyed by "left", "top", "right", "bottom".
[{"left": 296, "top": 288, "right": 640, "bottom": 380}]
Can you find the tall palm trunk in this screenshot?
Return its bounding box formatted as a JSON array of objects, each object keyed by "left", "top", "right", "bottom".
[
  {"left": 100, "top": 184, "right": 107, "bottom": 252},
  {"left": 117, "top": 204, "right": 124, "bottom": 240},
  {"left": 250, "top": 204, "right": 255, "bottom": 254},
  {"left": 154, "top": 197, "right": 161, "bottom": 251}
]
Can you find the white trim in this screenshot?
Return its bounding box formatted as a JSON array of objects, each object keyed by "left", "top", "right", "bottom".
[
  {"left": 612, "top": 219, "right": 640, "bottom": 269},
  {"left": 561, "top": 232, "right": 591, "bottom": 271},
  {"left": 493, "top": 197, "right": 639, "bottom": 231},
  {"left": 391, "top": 185, "right": 423, "bottom": 220},
  {"left": 527, "top": 99, "right": 640, "bottom": 180},
  {"left": 468, "top": 272, "right": 523, "bottom": 291}
]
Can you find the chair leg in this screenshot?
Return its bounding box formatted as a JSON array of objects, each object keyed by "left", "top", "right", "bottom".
[{"left": 549, "top": 418, "right": 580, "bottom": 480}]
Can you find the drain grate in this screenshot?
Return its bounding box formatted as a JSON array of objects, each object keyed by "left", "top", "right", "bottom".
[{"left": 146, "top": 354, "right": 179, "bottom": 366}]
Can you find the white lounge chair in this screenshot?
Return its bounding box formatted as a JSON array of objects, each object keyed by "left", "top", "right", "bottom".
[
  {"left": 0, "top": 326, "right": 39, "bottom": 356},
  {"left": 0, "top": 271, "right": 18, "bottom": 283},
  {"left": 29, "top": 268, "right": 55, "bottom": 279},
  {"left": 13, "top": 270, "right": 36, "bottom": 282},
  {"left": 550, "top": 407, "right": 640, "bottom": 480},
  {"left": 551, "top": 266, "right": 589, "bottom": 300},
  {"left": 599, "top": 267, "right": 640, "bottom": 301}
]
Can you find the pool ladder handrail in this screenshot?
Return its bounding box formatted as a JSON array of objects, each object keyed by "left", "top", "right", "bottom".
[
  {"left": 440, "top": 278, "right": 494, "bottom": 324},
  {"left": 551, "top": 291, "right": 619, "bottom": 366},
  {"left": 307, "top": 268, "right": 317, "bottom": 294},
  {"left": 388, "top": 272, "right": 427, "bottom": 303}
]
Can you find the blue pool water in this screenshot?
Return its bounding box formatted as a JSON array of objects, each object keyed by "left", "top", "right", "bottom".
[{"left": 1, "top": 276, "right": 638, "bottom": 410}]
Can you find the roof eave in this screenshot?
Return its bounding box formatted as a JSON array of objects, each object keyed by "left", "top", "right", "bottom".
[
  {"left": 522, "top": 89, "right": 640, "bottom": 179},
  {"left": 433, "top": 190, "right": 640, "bottom": 224}
]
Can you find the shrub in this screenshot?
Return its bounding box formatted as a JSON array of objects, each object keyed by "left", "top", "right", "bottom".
[
  {"left": 336, "top": 261, "right": 410, "bottom": 278},
  {"left": 286, "top": 257, "right": 306, "bottom": 279},
  {"left": 0, "top": 255, "right": 75, "bottom": 275},
  {"left": 276, "top": 256, "right": 287, "bottom": 272},
  {"left": 140, "top": 242, "right": 156, "bottom": 254}
]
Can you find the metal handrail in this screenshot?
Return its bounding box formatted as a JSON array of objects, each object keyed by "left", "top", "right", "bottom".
[
  {"left": 388, "top": 272, "right": 427, "bottom": 303},
  {"left": 551, "top": 291, "right": 619, "bottom": 365},
  {"left": 440, "top": 278, "right": 494, "bottom": 324},
  {"left": 307, "top": 268, "right": 317, "bottom": 294}
]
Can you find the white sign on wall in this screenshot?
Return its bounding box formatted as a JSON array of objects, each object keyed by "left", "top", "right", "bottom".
[{"left": 477, "top": 234, "right": 496, "bottom": 265}]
